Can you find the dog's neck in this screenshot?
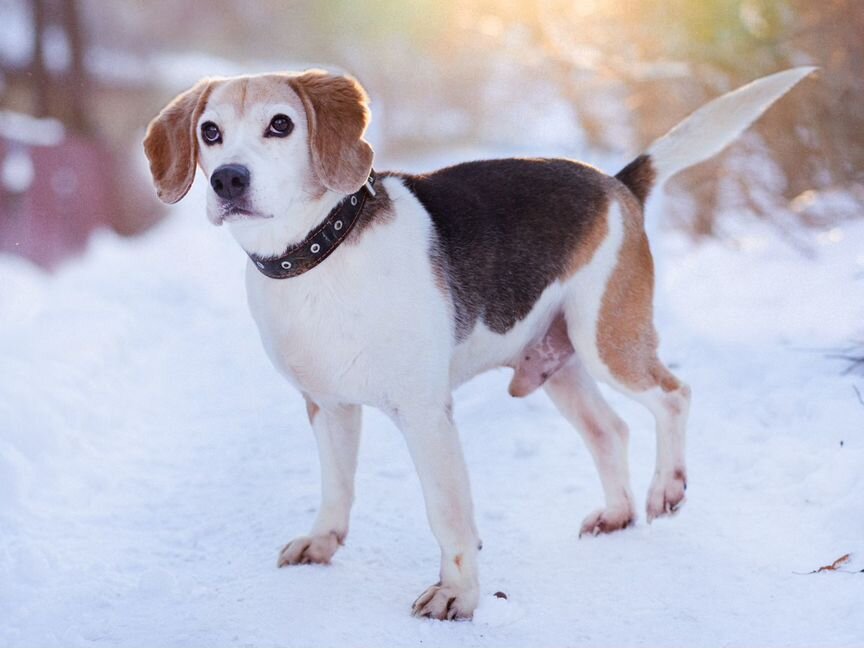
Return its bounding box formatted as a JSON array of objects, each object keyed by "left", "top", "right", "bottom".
[{"left": 227, "top": 189, "right": 344, "bottom": 259}]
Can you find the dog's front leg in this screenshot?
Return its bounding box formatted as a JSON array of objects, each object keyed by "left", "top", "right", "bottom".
[
  {"left": 278, "top": 400, "right": 361, "bottom": 567},
  {"left": 397, "top": 404, "right": 480, "bottom": 620}
]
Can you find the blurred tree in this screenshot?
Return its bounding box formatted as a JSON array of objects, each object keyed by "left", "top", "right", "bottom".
[
  {"left": 3, "top": 0, "right": 856, "bottom": 247},
  {"left": 444, "top": 0, "right": 861, "bottom": 238},
  {"left": 641, "top": 0, "right": 864, "bottom": 235},
  {"left": 9, "top": 0, "right": 92, "bottom": 133}
]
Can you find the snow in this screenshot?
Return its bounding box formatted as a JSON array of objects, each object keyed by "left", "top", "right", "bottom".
[
  {"left": 0, "top": 110, "right": 65, "bottom": 147},
  {"left": 0, "top": 0, "right": 33, "bottom": 68},
  {"left": 1, "top": 175, "right": 863, "bottom": 647},
  {"left": 1, "top": 147, "right": 34, "bottom": 193}
]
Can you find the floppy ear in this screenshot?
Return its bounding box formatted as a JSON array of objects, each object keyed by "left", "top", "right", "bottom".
[
  {"left": 288, "top": 70, "right": 374, "bottom": 194},
  {"left": 143, "top": 80, "right": 214, "bottom": 204}
]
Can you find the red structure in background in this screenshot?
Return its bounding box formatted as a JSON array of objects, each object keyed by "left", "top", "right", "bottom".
[{"left": 0, "top": 114, "right": 118, "bottom": 269}]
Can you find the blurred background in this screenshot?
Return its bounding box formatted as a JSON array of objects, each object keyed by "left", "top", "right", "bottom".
[
  {"left": 2, "top": 7, "right": 863, "bottom": 643},
  {"left": 0, "top": 0, "right": 861, "bottom": 268}
]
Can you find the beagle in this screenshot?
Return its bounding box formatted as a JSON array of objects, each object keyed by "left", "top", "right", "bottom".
[{"left": 144, "top": 67, "right": 813, "bottom": 620}]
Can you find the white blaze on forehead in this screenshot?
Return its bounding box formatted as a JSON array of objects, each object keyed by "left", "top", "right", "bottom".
[{"left": 204, "top": 75, "right": 307, "bottom": 121}]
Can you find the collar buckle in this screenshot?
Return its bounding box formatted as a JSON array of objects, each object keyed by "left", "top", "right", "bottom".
[{"left": 364, "top": 173, "right": 377, "bottom": 197}]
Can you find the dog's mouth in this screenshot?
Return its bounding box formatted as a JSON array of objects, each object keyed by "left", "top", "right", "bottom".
[{"left": 218, "top": 205, "right": 273, "bottom": 224}]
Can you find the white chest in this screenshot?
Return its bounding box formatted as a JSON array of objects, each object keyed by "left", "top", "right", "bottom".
[{"left": 244, "top": 202, "right": 452, "bottom": 407}]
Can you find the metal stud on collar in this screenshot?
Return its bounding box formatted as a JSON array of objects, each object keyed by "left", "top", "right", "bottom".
[
  {"left": 350, "top": 196, "right": 358, "bottom": 206},
  {"left": 281, "top": 260, "right": 292, "bottom": 270},
  {"left": 334, "top": 220, "right": 343, "bottom": 231},
  {"left": 310, "top": 243, "right": 321, "bottom": 254}
]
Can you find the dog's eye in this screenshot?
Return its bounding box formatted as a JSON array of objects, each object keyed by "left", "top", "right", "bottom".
[
  {"left": 266, "top": 114, "right": 293, "bottom": 138},
  {"left": 201, "top": 121, "right": 222, "bottom": 145}
]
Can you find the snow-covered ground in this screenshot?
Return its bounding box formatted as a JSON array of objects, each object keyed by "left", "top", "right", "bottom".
[{"left": 1, "top": 176, "right": 862, "bottom": 647}]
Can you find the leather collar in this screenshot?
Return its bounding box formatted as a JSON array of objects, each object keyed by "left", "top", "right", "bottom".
[{"left": 248, "top": 171, "right": 377, "bottom": 279}]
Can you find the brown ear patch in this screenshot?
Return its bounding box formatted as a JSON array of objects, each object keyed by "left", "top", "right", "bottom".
[
  {"left": 288, "top": 70, "right": 374, "bottom": 194},
  {"left": 143, "top": 79, "right": 215, "bottom": 204}
]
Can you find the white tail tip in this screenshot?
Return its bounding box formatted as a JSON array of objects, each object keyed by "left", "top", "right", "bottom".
[{"left": 646, "top": 66, "right": 817, "bottom": 187}]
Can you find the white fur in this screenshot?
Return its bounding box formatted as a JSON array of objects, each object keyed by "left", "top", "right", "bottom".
[
  {"left": 647, "top": 66, "right": 816, "bottom": 186},
  {"left": 244, "top": 177, "right": 453, "bottom": 409},
  {"left": 545, "top": 357, "right": 635, "bottom": 535},
  {"left": 562, "top": 200, "right": 625, "bottom": 381}
]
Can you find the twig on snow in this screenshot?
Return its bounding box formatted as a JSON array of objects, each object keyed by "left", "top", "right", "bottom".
[{"left": 794, "top": 553, "right": 861, "bottom": 575}]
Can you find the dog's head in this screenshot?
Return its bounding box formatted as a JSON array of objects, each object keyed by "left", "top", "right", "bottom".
[{"left": 143, "top": 70, "right": 374, "bottom": 233}]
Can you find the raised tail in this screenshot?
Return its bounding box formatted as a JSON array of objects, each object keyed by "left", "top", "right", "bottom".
[{"left": 615, "top": 66, "right": 816, "bottom": 205}]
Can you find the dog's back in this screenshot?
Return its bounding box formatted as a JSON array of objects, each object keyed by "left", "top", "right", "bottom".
[{"left": 398, "top": 158, "right": 614, "bottom": 338}]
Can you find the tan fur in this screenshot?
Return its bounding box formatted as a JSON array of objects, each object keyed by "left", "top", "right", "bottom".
[
  {"left": 143, "top": 79, "right": 216, "bottom": 204},
  {"left": 206, "top": 78, "right": 249, "bottom": 114},
  {"left": 305, "top": 396, "right": 320, "bottom": 423},
  {"left": 565, "top": 196, "right": 611, "bottom": 277},
  {"left": 596, "top": 188, "right": 681, "bottom": 392},
  {"left": 287, "top": 70, "right": 374, "bottom": 194},
  {"left": 209, "top": 75, "right": 305, "bottom": 118},
  {"left": 237, "top": 78, "right": 248, "bottom": 110}
]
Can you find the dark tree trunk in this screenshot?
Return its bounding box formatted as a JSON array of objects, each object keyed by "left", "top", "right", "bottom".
[
  {"left": 26, "top": 0, "right": 91, "bottom": 134},
  {"left": 59, "top": 0, "right": 90, "bottom": 134},
  {"left": 30, "top": 0, "right": 50, "bottom": 118}
]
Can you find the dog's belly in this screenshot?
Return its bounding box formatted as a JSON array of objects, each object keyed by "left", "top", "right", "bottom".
[{"left": 448, "top": 280, "right": 567, "bottom": 388}]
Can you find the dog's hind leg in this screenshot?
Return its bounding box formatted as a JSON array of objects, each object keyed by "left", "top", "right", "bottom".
[
  {"left": 278, "top": 400, "right": 361, "bottom": 566},
  {"left": 565, "top": 197, "right": 691, "bottom": 523},
  {"left": 544, "top": 356, "right": 636, "bottom": 535},
  {"left": 631, "top": 378, "right": 690, "bottom": 522},
  {"left": 598, "top": 362, "right": 690, "bottom": 523},
  {"left": 595, "top": 219, "right": 690, "bottom": 522}
]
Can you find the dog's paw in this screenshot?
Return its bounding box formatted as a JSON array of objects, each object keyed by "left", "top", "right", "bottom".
[
  {"left": 579, "top": 505, "right": 635, "bottom": 537},
  {"left": 646, "top": 468, "right": 687, "bottom": 522},
  {"left": 277, "top": 532, "right": 340, "bottom": 567},
  {"left": 412, "top": 582, "right": 479, "bottom": 621}
]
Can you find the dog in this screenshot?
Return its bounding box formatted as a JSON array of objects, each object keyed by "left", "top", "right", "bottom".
[{"left": 144, "top": 66, "right": 813, "bottom": 620}]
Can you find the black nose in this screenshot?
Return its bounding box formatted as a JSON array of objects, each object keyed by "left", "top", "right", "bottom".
[{"left": 210, "top": 164, "right": 250, "bottom": 200}]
